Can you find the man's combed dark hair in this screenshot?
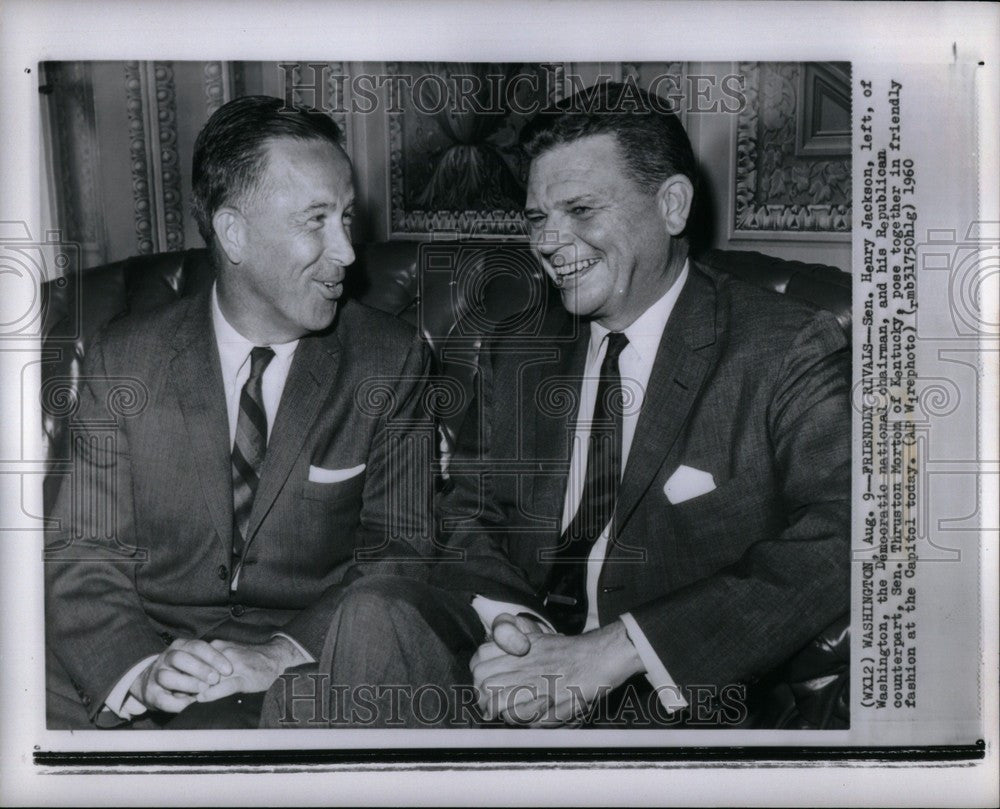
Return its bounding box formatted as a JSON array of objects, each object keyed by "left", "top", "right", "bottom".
[
  {"left": 191, "top": 95, "right": 343, "bottom": 243},
  {"left": 520, "top": 81, "right": 698, "bottom": 198}
]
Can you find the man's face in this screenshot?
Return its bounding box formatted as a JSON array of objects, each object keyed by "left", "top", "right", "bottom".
[
  {"left": 524, "top": 133, "right": 679, "bottom": 331},
  {"left": 221, "top": 136, "right": 355, "bottom": 343}
]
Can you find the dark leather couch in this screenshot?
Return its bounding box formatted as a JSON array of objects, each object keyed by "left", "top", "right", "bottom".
[{"left": 40, "top": 242, "right": 851, "bottom": 729}]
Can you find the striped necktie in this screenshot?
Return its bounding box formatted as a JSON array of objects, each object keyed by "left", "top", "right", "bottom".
[
  {"left": 231, "top": 346, "right": 275, "bottom": 577},
  {"left": 543, "top": 331, "right": 629, "bottom": 634}
]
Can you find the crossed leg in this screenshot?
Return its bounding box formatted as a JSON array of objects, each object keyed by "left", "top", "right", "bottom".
[{"left": 260, "top": 575, "right": 487, "bottom": 728}]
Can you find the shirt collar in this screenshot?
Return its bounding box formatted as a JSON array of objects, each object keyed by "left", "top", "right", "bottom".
[
  {"left": 589, "top": 259, "right": 690, "bottom": 363},
  {"left": 211, "top": 284, "right": 299, "bottom": 379}
]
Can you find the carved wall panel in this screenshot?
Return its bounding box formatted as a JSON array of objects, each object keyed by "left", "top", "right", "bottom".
[
  {"left": 733, "top": 62, "right": 851, "bottom": 237},
  {"left": 123, "top": 61, "right": 184, "bottom": 255}
]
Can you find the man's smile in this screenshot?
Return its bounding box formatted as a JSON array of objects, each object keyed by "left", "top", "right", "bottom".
[
  {"left": 315, "top": 275, "right": 344, "bottom": 300},
  {"left": 551, "top": 255, "right": 601, "bottom": 283}
]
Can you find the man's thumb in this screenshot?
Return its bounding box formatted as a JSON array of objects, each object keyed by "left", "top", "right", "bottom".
[{"left": 492, "top": 615, "right": 531, "bottom": 656}]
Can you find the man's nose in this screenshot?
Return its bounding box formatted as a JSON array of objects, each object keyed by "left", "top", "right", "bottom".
[
  {"left": 325, "top": 223, "right": 355, "bottom": 267},
  {"left": 531, "top": 223, "right": 569, "bottom": 260}
]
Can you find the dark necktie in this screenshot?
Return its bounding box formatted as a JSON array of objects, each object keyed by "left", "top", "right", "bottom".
[
  {"left": 231, "top": 346, "right": 275, "bottom": 576},
  {"left": 543, "top": 331, "right": 629, "bottom": 634}
]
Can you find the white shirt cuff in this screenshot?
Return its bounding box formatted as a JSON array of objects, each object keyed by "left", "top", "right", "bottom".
[
  {"left": 103, "top": 655, "right": 158, "bottom": 719},
  {"left": 620, "top": 612, "right": 689, "bottom": 713},
  {"left": 271, "top": 632, "right": 316, "bottom": 664},
  {"left": 470, "top": 595, "right": 556, "bottom": 636}
]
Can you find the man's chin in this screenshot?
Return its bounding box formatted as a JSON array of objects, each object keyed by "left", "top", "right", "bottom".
[
  {"left": 319, "top": 303, "right": 339, "bottom": 330},
  {"left": 559, "top": 289, "right": 597, "bottom": 319},
  {"left": 305, "top": 302, "right": 339, "bottom": 335}
]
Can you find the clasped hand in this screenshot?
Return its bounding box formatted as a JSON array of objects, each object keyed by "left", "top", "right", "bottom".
[
  {"left": 129, "top": 636, "right": 308, "bottom": 713},
  {"left": 469, "top": 614, "right": 643, "bottom": 727}
]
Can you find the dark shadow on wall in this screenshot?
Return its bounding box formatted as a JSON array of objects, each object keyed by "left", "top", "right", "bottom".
[{"left": 687, "top": 159, "right": 718, "bottom": 260}]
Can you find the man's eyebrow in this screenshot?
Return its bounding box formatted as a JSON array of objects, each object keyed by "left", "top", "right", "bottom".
[
  {"left": 523, "top": 193, "right": 596, "bottom": 212},
  {"left": 558, "top": 194, "right": 596, "bottom": 207},
  {"left": 297, "top": 202, "right": 329, "bottom": 214},
  {"left": 299, "top": 199, "right": 355, "bottom": 214}
]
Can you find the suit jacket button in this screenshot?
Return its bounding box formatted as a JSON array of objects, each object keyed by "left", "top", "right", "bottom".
[
  {"left": 230, "top": 603, "right": 245, "bottom": 617},
  {"left": 159, "top": 631, "right": 176, "bottom": 645},
  {"left": 217, "top": 564, "right": 228, "bottom": 581},
  {"left": 82, "top": 695, "right": 92, "bottom": 706}
]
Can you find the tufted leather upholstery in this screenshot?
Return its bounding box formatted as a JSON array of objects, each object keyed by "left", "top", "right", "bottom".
[
  {"left": 40, "top": 242, "right": 851, "bottom": 729},
  {"left": 698, "top": 247, "right": 852, "bottom": 335}
]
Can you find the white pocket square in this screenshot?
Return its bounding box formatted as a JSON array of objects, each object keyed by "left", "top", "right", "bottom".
[
  {"left": 308, "top": 463, "right": 365, "bottom": 483},
  {"left": 663, "top": 465, "right": 716, "bottom": 505}
]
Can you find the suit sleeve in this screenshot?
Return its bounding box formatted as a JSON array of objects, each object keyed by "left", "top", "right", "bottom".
[
  {"left": 45, "top": 336, "right": 166, "bottom": 721},
  {"left": 281, "top": 334, "right": 441, "bottom": 656},
  {"left": 627, "top": 310, "right": 851, "bottom": 690},
  {"left": 428, "top": 339, "right": 542, "bottom": 609}
]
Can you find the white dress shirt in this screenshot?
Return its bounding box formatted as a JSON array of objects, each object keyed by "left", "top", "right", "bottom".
[
  {"left": 212, "top": 286, "right": 300, "bottom": 446},
  {"left": 474, "top": 262, "right": 691, "bottom": 712},
  {"left": 104, "top": 285, "right": 301, "bottom": 720}
]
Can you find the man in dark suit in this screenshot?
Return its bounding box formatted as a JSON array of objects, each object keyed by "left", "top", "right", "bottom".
[
  {"left": 45, "top": 96, "right": 433, "bottom": 728},
  {"left": 263, "top": 82, "right": 850, "bottom": 729}
]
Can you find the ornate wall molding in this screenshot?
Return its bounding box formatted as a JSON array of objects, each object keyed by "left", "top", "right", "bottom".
[
  {"left": 204, "top": 61, "right": 250, "bottom": 117},
  {"left": 733, "top": 62, "right": 851, "bottom": 237},
  {"left": 154, "top": 63, "right": 184, "bottom": 253},
  {"left": 124, "top": 62, "right": 153, "bottom": 254},
  {"left": 203, "top": 61, "right": 229, "bottom": 116},
  {"left": 123, "top": 61, "right": 184, "bottom": 254}
]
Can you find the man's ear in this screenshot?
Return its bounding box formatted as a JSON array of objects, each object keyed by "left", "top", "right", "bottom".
[
  {"left": 656, "top": 174, "right": 694, "bottom": 237},
  {"left": 212, "top": 207, "right": 247, "bottom": 265}
]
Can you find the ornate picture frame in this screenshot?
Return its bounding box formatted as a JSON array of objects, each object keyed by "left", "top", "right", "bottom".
[
  {"left": 384, "top": 62, "right": 566, "bottom": 239},
  {"left": 731, "top": 61, "right": 851, "bottom": 240}
]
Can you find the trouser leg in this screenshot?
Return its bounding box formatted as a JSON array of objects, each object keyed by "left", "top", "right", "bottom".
[
  {"left": 261, "top": 575, "right": 485, "bottom": 728},
  {"left": 162, "top": 692, "right": 265, "bottom": 729}
]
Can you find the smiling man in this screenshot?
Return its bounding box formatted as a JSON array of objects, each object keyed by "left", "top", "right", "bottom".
[
  {"left": 45, "top": 96, "right": 433, "bottom": 729},
  {"left": 447, "top": 82, "right": 851, "bottom": 726},
  {"left": 261, "top": 82, "right": 850, "bottom": 729}
]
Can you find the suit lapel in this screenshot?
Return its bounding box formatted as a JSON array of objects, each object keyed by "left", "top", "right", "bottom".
[
  {"left": 244, "top": 329, "right": 342, "bottom": 547},
  {"left": 529, "top": 311, "right": 590, "bottom": 524},
  {"left": 169, "top": 291, "right": 233, "bottom": 553},
  {"left": 616, "top": 265, "right": 720, "bottom": 532}
]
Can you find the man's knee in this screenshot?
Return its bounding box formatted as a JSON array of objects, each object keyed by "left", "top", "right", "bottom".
[
  {"left": 339, "top": 573, "right": 432, "bottom": 603},
  {"left": 321, "top": 575, "right": 480, "bottom": 674},
  {"left": 331, "top": 575, "right": 434, "bottom": 632}
]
